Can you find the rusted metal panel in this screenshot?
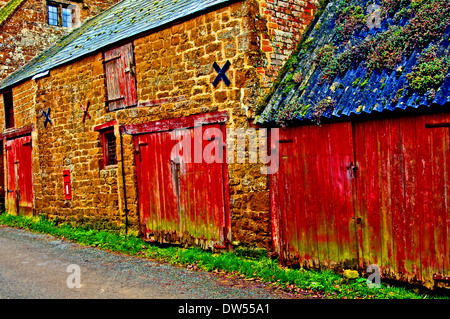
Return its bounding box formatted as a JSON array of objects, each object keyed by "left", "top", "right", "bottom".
[
  {"left": 135, "top": 121, "right": 229, "bottom": 249},
  {"left": 5, "top": 135, "right": 34, "bottom": 215},
  {"left": 274, "top": 112, "right": 450, "bottom": 287},
  {"left": 104, "top": 43, "right": 137, "bottom": 111}
]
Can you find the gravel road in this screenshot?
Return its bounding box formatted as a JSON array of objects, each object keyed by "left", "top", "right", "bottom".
[{"left": 0, "top": 225, "right": 298, "bottom": 299}]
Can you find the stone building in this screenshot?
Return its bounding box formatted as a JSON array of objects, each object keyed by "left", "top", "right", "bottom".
[
  {"left": 0, "top": 0, "right": 121, "bottom": 82},
  {"left": 0, "top": 0, "right": 318, "bottom": 250}
]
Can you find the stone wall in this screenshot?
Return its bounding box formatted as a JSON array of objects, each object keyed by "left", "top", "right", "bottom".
[{"left": 0, "top": 0, "right": 319, "bottom": 249}]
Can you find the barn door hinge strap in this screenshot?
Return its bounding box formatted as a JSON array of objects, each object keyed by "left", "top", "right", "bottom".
[
  {"left": 425, "top": 123, "right": 450, "bottom": 129},
  {"left": 102, "top": 55, "right": 121, "bottom": 64},
  {"left": 106, "top": 96, "right": 125, "bottom": 103},
  {"left": 433, "top": 274, "right": 450, "bottom": 282}
]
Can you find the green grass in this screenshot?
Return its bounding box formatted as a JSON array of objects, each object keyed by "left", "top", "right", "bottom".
[{"left": 0, "top": 212, "right": 447, "bottom": 299}]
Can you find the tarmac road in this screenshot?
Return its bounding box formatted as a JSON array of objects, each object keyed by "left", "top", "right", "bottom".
[{"left": 0, "top": 225, "right": 296, "bottom": 299}]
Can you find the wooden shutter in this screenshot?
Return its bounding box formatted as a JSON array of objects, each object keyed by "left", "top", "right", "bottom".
[{"left": 103, "top": 43, "right": 137, "bottom": 111}]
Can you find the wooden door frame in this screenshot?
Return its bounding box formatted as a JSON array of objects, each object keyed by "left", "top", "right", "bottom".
[{"left": 129, "top": 111, "right": 231, "bottom": 248}]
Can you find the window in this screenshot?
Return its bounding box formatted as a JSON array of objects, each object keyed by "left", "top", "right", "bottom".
[
  {"left": 47, "top": 2, "right": 78, "bottom": 28},
  {"left": 47, "top": 4, "right": 59, "bottom": 26},
  {"left": 103, "top": 43, "right": 138, "bottom": 111},
  {"left": 102, "top": 130, "right": 117, "bottom": 167},
  {"left": 3, "top": 91, "right": 14, "bottom": 129},
  {"left": 62, "top": 7, "right": 72, "bottom": 28}
]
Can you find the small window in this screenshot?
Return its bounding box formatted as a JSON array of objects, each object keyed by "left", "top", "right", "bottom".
[
  {"left": 3, "top": 91, "right": 14, "bottom": 129},
  {"left": 103, "top": 130, "right": 117, "bottom": 167},
  {"left": 47, "top": 3, "right": 78, "bottom": 28},
  {"left": 62, "top": 7, "right": 72, "bottom": 28},
  {"left": 47, "top": 4, "right": 59, "bottom": 26}
]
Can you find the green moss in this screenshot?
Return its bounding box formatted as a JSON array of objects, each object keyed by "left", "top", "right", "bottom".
[
  {"left": 0, "top": 0, "right": 26, "bottom": 24},
  {"left": 360, "top": 78, "right": 369, "bottom": 89}
]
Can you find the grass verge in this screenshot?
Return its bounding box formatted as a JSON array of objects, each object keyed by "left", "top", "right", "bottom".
[{"left": 0, "top": 212, "right": 447, "bottom": 299}]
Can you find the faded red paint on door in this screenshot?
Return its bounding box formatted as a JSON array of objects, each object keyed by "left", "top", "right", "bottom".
[
  {"left": 355, "top": 114, "right": 450, "bottom": 287},
  {"left": 135, "top": 123, "right": 229, "bottom": 249},
  {"left": 5, "top": 135, "right": 34, "bottom": 215},
  {"left": 272, "top": 122, "right": 357, "bottom": 269},
  {"left": 273, "top": 112, "right": 450, "bottom": 287}
]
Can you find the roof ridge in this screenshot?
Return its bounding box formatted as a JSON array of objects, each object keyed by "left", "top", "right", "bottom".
[{"left": 0, "top": 0, "right": 26, "bottom": 25}]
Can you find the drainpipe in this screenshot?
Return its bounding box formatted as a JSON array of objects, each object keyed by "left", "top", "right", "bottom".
[{"left": 119, "top": 126, "right": 129, "bottom": 235}]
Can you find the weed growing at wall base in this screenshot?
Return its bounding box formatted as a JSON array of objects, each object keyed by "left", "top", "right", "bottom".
[{"left": 0, "top": 213, "right": 447, "bottom": 299}]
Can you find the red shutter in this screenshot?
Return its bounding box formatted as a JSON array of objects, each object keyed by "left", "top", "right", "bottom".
[{"left": 104, "top": 43, "right": 137, "bottom": 111}]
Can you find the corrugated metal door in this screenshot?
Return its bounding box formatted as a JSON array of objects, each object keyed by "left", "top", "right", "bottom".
[
  {"left": 272, "top": 122, "right": 358, "bottom": 268},
  {"left": 5, "top": 135, "right": 34, "bottom": 215},
  {"left": 135, "top": 123, "right": 228, "bottom": 249},
  {"left": 104, "top": 43, "right": 137, "bottom": 111}
]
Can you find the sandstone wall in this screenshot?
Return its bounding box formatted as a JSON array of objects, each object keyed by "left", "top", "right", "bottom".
[{"left": 0, "top": 0, "right": 319, "bottom": 249}]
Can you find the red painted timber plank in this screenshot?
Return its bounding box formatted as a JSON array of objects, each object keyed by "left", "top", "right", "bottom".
[
  {"left": 429, "top": 118, "right": 447, "bottom": 279},
  {"left": 399, "top": 116, "right": 420, "bottom": 280},
  {"left": 93, "top": 120, "right": 118, "bottom": 132},
  {"left": 0, "top": 125, "right": 34, "bottom": 140},
  {"left": 294, "top": 126, "right": 308, "bottom": 265},
  {"left": 123, "top": 111, "right": 229, "bottom": 135}
]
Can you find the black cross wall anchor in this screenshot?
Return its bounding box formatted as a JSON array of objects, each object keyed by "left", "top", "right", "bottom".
[
  {"left": 80, "top": 101, "right": 91, "bottom": 123},
  {"left": 213, "top": 61, "right": 231, "bottom": 87},
  {"left": 43, "top": 108, "right": 52, "bottom": 128}
]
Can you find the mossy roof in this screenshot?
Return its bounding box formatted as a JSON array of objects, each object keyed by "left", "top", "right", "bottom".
[
  {"left": 0, "top": 0, "right": 26, "bottom": 24},
  {"left": 0, "top": 0, "right": 233, "bottom": 91},
  {"left": 256, "top": 0, "right": 450, "bottom": 126}
]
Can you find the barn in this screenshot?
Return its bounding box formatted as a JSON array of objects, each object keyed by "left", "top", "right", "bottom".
[
  {"left": 256, "top": 0, "right": 450, "bottom": 288},
  {"left": 0, "top": 0, "right": 318, "bottom": 250}
]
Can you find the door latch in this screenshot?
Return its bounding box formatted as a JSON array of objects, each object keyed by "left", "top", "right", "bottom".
[{"left": 347, "top": 162, "right": 358, "bottom": 177}]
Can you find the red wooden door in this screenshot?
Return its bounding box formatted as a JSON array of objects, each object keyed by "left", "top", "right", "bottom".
[
  {"left": 271, "top": 122, "right": 358, "bottom": 268},
  {"left": 355, "top": 114, "right": 450, "bottom": 287},
  {"left": 5, "top": 135, "right": 34, "bottom": 215},
  {"left": 104, "top": 43, "right": 137, "bottom": 111},
  {"left": 135, "top": 123, "right": 229, "bottom": 249}
]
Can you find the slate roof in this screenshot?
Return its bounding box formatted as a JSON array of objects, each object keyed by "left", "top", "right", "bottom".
[
  {"left": 0, "top": 0, "right": 233, "bottom": 91},
  {"left": 0, "top": 0, "right": 26, "bottom": 24},
  {"left": 256, "top": 0, "right": 450, "bottom": 125}
]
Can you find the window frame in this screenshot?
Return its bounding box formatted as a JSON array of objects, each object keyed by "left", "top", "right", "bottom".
[
  {"left": 47, "top": 4, "right": 59, "bottom": 26},
  {"left": 3, "top": 91, "right": 14, "bottom": 130},
  {"left": 47, "top": 2, "right": 77, "bottom": 28},
  {"left": 102, "top": 128, "right": 118, "bottom": 168}
]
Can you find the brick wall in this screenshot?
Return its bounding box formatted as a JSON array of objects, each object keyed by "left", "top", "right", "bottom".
[
  {"left": 258, "top": 0, "right": 319, "bottom": 87},
  {"left": 0, "top": 0, "right": 319, "bottom": 248},
  {"left": 0, "top": 0, "right": 120, "bottom": 81}
]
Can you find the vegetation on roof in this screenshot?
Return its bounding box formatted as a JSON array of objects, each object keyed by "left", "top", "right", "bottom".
[
  {"left": 0, "top": 0, "right": 26, "bottom": 24},
  {"left": 257, "top": 0, "right": 450, "bottom": 126}
]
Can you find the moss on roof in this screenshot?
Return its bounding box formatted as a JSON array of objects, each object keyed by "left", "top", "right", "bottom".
[
  {"left": 257, "top": 0, "right": 450, "bottom": 126},
  {"left": 0, "top": 0, "right": 26, "bottom": 24}
]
